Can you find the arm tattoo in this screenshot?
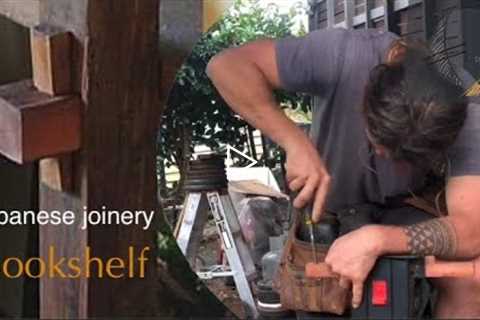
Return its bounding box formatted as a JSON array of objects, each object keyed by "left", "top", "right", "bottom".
[{"left": 404, "top": 219, "right": 457, "bottom": 258}]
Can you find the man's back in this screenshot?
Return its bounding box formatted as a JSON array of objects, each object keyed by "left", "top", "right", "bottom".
[{"left": 275, "top": 28, "right": 422, "bottom": 211}]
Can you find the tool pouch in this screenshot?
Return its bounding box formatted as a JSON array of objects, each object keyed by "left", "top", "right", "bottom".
[{"left": 273, "top": 210, "right": 350, "bottom": 314}]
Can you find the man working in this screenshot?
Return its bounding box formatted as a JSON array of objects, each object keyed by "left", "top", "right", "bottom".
[{"left": 207, "top": 28, "right": 480, "bottom": 317}]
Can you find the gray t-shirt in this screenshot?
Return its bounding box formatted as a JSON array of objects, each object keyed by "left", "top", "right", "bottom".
[{"left": 276, "top": 28, "right": 480, "bottom": 212}]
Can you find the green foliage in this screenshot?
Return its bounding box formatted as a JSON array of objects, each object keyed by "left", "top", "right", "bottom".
[{"left": 157, "top": 0, "right": 310, "bottom": 174}]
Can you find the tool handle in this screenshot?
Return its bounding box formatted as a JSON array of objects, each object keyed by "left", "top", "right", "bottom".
[
  {"left": 305, "top": 262, "right": 335, "bottom": 278},
  {"left": 425, "top": 256, "right": 480, "bottom": 279},
  {"left": 300, "top": 201, "right": 314, "bottom": 221},
  {"left": 306, "top": 256, "right": 480, "bottom": 280}
]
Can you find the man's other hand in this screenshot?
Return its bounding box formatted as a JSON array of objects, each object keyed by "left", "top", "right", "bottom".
[
  {"left": 285, "top": 139, "right": 330, "bottom": 222},
  {"left": 325, "top": 225, "right": 385, "bottom": 308}
]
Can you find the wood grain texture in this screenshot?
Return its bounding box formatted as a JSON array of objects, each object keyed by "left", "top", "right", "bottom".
[
  {"left": 0, "top": 80, "right": 81, "bottom": 164},
  {"left": 39, "top": 155, "right": 74, "bottom": 192},
  {"left": 37, "top": 0, "right": 227, "bottom": 318},
  {"left": 39, "top": 184, "right": 86, "bottom": 319},
  {"left": 30, "top": 26, "right": 72, "bottom": 95},
  {"left": 84, "top": 2, "right": 161, "bottom": 316}
]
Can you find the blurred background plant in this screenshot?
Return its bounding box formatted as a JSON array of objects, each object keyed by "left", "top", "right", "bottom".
[{"left": 157, "top": 0, "right": 311, "bottom": 200}]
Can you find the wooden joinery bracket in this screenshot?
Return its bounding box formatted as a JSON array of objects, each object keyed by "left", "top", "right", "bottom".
[
  {"left": 0, "top": 25, "right": 82, "bottom": 192},
  {"left": 0, "top": 80, "right": 81, "bottom": 164}
]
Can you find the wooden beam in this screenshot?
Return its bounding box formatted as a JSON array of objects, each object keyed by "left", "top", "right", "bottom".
[
  {"left": 37, "top": 0, "right": 227, "bottom": 318},
  {"left": 35, "top": 2, "right": 89, "bottom": 318},
  {"left": 39, "top": 155, "right": 74, "bottom": 192},
  {"left": 84, "top": 2, "right": 162, "bottom": 315},
  {"left": 30, "top": 26, "right": 72, "bottom": 95},
  {"left": 0, "top": 80, "right": 81, "bottom": 164}
]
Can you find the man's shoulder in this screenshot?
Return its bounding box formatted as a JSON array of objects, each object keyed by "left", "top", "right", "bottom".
[
  {"left": 305, "top": 28, "right": 398, "bottom": 59},
  {"left": 448, "top": 99, "right": 480, "bottom": 176},
  {"left": 307, "top": 28, "right": 398, "bottom": 42}
]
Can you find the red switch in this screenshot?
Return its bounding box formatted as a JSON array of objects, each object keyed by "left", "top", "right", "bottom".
[{"left": 372, "top": 280, "right": 388, "bottom": 306}]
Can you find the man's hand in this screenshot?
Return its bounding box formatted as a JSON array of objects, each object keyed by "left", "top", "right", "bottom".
[
  {"left": 325, "top": 225, "right": 385, "bottom": 308},
  {"left": 285, "top": 139, "right": 330, "bottom": 222}
]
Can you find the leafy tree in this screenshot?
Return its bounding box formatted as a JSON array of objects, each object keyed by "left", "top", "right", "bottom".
[{"left": 157, "top": 0, "right": 310, "bottom": 197}]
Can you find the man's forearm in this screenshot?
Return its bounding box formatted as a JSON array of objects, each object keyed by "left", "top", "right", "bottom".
[
  {"left": 372, "top": 218, "right": 459, "bottom": 259},
  {"left": 374, "top": 178, "right": 480, "bottom": 259}
]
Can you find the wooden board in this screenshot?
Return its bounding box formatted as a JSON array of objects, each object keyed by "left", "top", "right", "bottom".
[{"left": 0, "top": 80, "right": 81, "bottom": 164}]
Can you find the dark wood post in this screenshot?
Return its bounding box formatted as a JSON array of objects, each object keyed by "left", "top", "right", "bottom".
[
  {"left": 36, "top": 0, "right": 161, "bottom": 317},
  {"left": 0, "top": 0, "right": 228, "bottom": 318}
]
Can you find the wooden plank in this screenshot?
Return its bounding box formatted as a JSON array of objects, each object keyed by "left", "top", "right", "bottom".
[
  {"left": 0, "top": 80, "right": 81, "bottom": 164},
  {"left": 39, "top": 156, "right": 74, "bottom": 192},
  {"left": 35, "top": 5, "right": 89, "bottom": 316},
  {"left": 39, "top": 184, "right": 86, "bottom": 319},
  {"left": 30, "top": 26, "right": 72, "bottom": 95}
]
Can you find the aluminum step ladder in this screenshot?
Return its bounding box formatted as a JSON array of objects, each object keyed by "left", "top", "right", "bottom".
[{"left": 174, "top": 155, "right": 258, "bottom": 318}]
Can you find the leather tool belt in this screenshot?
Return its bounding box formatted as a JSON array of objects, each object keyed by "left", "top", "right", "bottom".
[{"left": 272, "top": 208, "right": 349, "bottom": 314}]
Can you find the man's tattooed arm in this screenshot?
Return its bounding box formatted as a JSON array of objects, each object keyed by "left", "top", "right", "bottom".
[{"left": 404, "top": 219, "right": 458, "bottom": 259}]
